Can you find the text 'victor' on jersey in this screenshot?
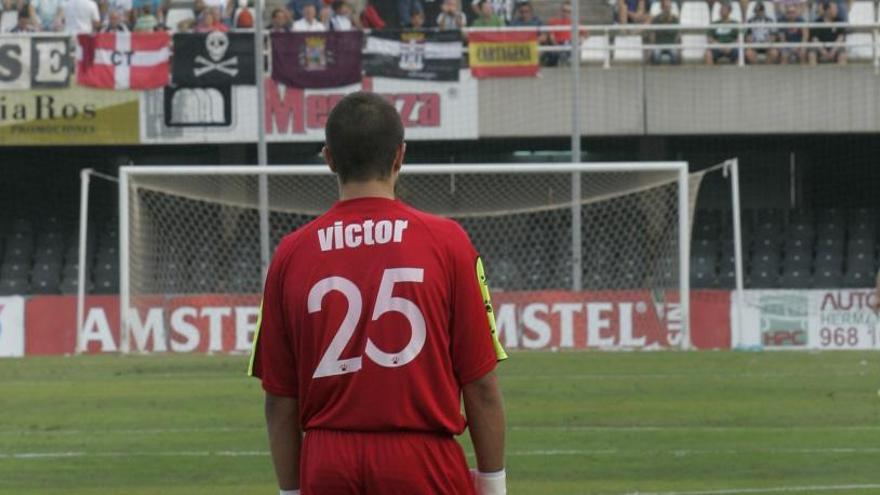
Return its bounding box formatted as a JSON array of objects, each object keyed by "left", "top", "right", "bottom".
[{"left": 318, "top": 219, "right": 409, "bottom": 252}]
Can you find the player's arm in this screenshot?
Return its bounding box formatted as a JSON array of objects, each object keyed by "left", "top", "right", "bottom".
[
  {"left": 265, "top": 393, "right": 301, "bottom": 492},
  {"left": 463, "top": 370, "right": 506, "bottom": 473}
]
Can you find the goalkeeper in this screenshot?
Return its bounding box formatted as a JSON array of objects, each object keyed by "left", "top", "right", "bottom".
[{"left": 249, "top": 91, "right": 508, "bottom": 495}]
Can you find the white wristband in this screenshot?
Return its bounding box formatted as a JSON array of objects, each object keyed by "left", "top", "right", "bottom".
[
  {"left": 471, "top": 469, "right": 506, "bottom": 495},
  {"left": 279, "top": 490, "right": 300, "bottom": 495}
]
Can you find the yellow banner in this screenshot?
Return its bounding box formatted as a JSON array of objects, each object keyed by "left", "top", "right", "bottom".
[
  {"left": 468, "top": 41, "right": 539, "bottom": 68},
  {"left": 0, "top": 87, "right": 139, "bottom": 145}
]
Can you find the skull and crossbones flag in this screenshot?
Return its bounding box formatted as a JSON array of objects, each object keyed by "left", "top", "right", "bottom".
[
  {"left": 76, "top": 32, "right": 170, "bottom": 89},
  {"left": 171, "top": 32, "right": 255, "bottom": 87}
]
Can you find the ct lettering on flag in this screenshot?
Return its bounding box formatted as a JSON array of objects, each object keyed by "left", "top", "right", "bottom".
[
  {"left": 171, "top": 32, "right": 255, "bottom": 87},
  {"left": 364, "top": 30, "right": 462, "bottom": 81},
  {"left": 468, "top": 31, "right": 539, "bottom": 78},
  {"left": 271, "top": 31, "right": 362, "bottom": 89},
  {"left": 76, "top": 32, "right": 170, "bottom": 90}
]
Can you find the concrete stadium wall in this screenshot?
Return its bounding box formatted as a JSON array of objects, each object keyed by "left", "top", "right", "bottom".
[{"left": 478, "top": 65, "right": 880, "bottom": 137}]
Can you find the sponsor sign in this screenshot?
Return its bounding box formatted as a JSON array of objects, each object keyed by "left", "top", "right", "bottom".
[
  {"left": 140, "top": 73, "right": 478, "bottom": 143},
  {"left": 737, "top": 289, "right": 880, "bottom": 349},
  {"left": 0, "top": 297, "right": 25, "bottom": 357},
  {"left": 24, "top": 291, "right": 729, "bottom": 355},
  {"left": 0, "top": 35, "right": 73, "bottom": 90},
  {"left": 0, "top": 86, "right": 139, "bottom": 145},
  {"left": 26, "top": 295, "right": 260, "bottom": 355},
  {"left": 493, "top": 290, "right": 730, "bottom": 350}
]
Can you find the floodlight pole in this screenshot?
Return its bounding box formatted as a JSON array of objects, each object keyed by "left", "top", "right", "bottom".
[
  {"left": 255, "top": 0, "right": 271, "bottom": 276},
  {"left": 570, "top": 0, "right": 583, "bottom": 292}
]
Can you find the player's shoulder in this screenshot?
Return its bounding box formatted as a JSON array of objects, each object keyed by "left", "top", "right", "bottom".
[
  {"left": 399, "top": 202, "right": 472, "bottom": 244},
  {"left": 271, "top": 216, "right": 323, "bottom": 261}
]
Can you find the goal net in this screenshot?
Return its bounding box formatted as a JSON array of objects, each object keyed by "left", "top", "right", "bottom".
[{"left": 118, "top": 163, "right": 692, "bottom": 353}]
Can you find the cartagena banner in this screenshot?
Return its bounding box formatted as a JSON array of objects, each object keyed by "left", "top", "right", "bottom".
[
  {"left": 467, "top": 31, "right": 539, "bottom": 78},
  {"left": 364, "top": 30, "right": 462, "bottom": 82},
  {"left": 140, "top": 73, "right": 478, "bottom": 143},
  {"left": 0, "top": 297, "right": 25, "bottom": 357},
  {"left": 23, "top": 291, "right": 729, "bottom": 355},
  {"left": 734, "top": 289, "right": 880, "bottom": 350},
  {"left": 0, "top": 86, "right": 139, "bottom": 145}
]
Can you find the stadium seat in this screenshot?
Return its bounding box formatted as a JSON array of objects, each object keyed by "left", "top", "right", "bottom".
[
  {"left": 93, "top": 276, "right": 119, "bottom": 294},
  {"left": 780, "top": 267, "right": 812, "bottom": 289},
  {"left": 32, "top": 261, "right": 62, "bottom": 280},
  {"left": 814, "top": 251, "right": 843, "bottom": 271},
  {"left": 813, "top": 267, "right": 843, "bottom": 288},
  {"left": 751, "top": 250, "right": 780, "bottom": 271},
  {"left": 691, "top": 268, "right": 716, "bottom": 288},
  {"left": 848, "top": 237, "right": 876, "bottom": 254},
  {"left": 612, "top": 35, "right": 644, "bottom": 63},
  {"left": 816, "top": 236, "right": 845, "bottom": 254},
  {"left": 752, "top": 237, "right": 779, "bottom": 252},
  {"left": 680, "top": 1, "right": 711, "bottom": 61},
  {"left": 787, "top": 221, "right": 814, "bottom": 241},
  {"left": 581, "top": 34, "right": 610, "bottom": 64},
  {"left": 1, "top": 262, "right": 28, "bottom": 279},
  {"left": 711, "top": 1, "right": 743, "bottom": 21},
  {"left": 817, "top": 208, "right": 846, "bottom": 225},
  {"left": 843, "top": 267, "right": 875, "bottom": 287},
  {"left": 783, "top": 247, "right": 812, "bottom": 269},
  {"left": 746, "top": 0, "right": 777, "bottom": 20},
  {"left": 816, "top": 222, "right": 845, "bottom": 240},
  {"left": 849, "top": 221, "right": 876, "bottom": 241},
  {"left": 11, "top": 218, "right": 32, "bottom": 234},
  {"left": 30, "top": 277, "right": 59, "bottom": 295},
  {"left": 748, "top": 268, "right": 778, "bottom": 288},
  {"left": 33, "top": 246, "right": 63, "bottom": 265},
  {"left": 846, "top": 1, "right": 875, "bottom": 60},
  {"left": 784, "top": 237, "right": 811, "bottom": 253},
  {"left": 693, "top": 238, "right": 720, "bottom": 257},
  {"left": 0, "top": 277, "right": 29, "bottom": 295}
]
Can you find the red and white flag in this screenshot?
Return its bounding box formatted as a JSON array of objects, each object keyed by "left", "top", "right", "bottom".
[{"left": 76, "top": 32, "right": 170, "bottom": 90}]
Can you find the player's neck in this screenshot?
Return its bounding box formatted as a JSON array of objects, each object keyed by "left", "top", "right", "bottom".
[{"left": 339, "top": 180, "right": 396, "bottom": 202}]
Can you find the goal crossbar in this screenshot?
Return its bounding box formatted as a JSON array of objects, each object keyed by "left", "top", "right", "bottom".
[{"left": 118, "top": 162, "right": 691, "bottom": 353}]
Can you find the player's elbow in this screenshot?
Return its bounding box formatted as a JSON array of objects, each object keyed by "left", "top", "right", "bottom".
[
  {"left": 463, "top": 371, "right": 505, "bottom": 412},
  {"left": 264, "top": 392, "right": 298, "bottom": 423}
]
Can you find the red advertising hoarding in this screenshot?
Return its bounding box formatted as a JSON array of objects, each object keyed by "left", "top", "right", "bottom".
[{"left": 24, "top": 290, "right": 730, "bottom": 355}]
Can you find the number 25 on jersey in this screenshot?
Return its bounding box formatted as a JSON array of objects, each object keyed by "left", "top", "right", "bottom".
[{"left": 308, "top": 268, "right": 426, "bottom": 379}]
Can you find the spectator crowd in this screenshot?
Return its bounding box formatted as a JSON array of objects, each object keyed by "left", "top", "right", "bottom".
[{"left": 0, "top": 0, "right": 863, "bottom": 66}]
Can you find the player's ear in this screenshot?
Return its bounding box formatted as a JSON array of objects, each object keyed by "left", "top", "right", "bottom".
[
  {"left": 391, "top": 142, "right": 406, "bottom": 175},
  {"left": 322, "top": 145, "right": 337, "bottom": 173}
]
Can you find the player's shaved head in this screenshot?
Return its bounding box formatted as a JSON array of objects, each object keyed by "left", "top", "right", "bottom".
[{"left": 325, "top": 92, "right": 404, "bottom": 184}]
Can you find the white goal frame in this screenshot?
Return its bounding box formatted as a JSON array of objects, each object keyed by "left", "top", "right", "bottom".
[{"left": 117, "top": 162, "right": 691, "bottom": 353}]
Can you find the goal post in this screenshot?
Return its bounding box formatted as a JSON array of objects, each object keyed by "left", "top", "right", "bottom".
[{"left": 118, "top": 162, "right": 692, "bottom": 353}]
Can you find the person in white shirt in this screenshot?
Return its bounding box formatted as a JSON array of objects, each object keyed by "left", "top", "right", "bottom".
[
  {"left": 292, "top": 3, "right": 325, "bottom": 30},
  {"left": 61, "top": 0, "right": 100, "bottom": 33},
  {"left": 329, "top": 0, "right": 357, "bottom": 30}
]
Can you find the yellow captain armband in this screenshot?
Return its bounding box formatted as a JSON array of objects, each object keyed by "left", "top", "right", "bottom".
[
  {"left": 247, "top": 300, "right": 264, "bottom": 377},
  {"left": 475, "top": 256, "right": 508, "bottom": 361}
]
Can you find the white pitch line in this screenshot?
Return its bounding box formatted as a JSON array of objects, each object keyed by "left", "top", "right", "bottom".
[
  {"left": 625, "top": 484, "right": 880, "bottom": 495},
  {"left": 4, "top": 447, "right": 880, "bottom": 461},
  {"left": 5, "top": 424, "right": 880, "bottom": 436}
]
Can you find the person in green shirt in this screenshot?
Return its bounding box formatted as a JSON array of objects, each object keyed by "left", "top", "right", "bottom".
[
  {"left": 650, "top": 0, "right": 680, "bottom": 64},
  {"left": 705, "top": 1, "right": 739, "bottom": 64},
  {"left": 472, "top": 0, "right": 504, "bottom": 27}
]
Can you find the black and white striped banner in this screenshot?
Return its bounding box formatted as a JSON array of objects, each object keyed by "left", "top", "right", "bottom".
[{"left": 364, "top": 30, "right": 462, "bottom": 82}]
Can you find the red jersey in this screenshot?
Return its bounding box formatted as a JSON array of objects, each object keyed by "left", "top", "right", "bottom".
[{"left": 249, "top": 197, "right": 506, "bottom": 435}]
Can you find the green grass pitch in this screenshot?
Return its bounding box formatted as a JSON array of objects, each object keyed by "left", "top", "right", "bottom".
[{"left": 2, "top": 351, "right": 880, "bottom": 495}]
